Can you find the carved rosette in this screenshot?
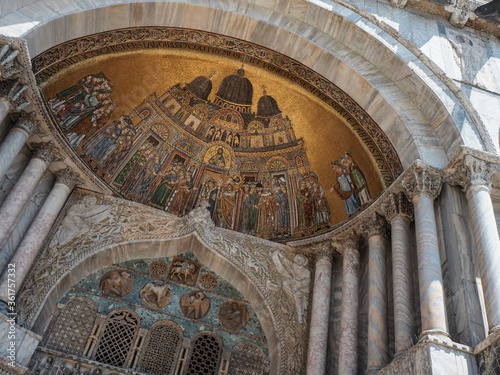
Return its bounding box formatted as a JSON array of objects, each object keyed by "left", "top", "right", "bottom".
[
  {"left": 384, "top": 193, "right": 414, "bottom": 224},
  {"left": 55, "top": 167, "right": 84, "bottom": 190},
  {"left": 0, "top": 43, "right": 22, "bottom": 79},
  {"left": 32, "top": 141, "right": 63, "bottom": 165},
  {"left": 362, "top": 212, "right": 388, "bottom": 238},
  {"left": 404, "top": 165, "right": 443, "bottom": 201}
]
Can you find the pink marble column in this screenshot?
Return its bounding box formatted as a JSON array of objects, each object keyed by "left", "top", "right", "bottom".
[
  {"left": 0, "top": 142, "right": 60, "bottom": 245},
  {"left": 404, "top": 164, "right": 448, "bottom": 339},
  {"left": 365, "top": 214, "right": 388, "bottom": 374},
  {"left": 385, "top": 193, "right": 415, "bottom": 356},
  {"left": 0, "top": 117, "right": 35, "bottom": 181},
  {"left": 0, "top": 167, "right": 80, "bottom": 301},
  {"left": 449, "top": 155, "right": 500, "bottom": 333},
  {"left": 337, "top": 233, "right": 360, "bottom": 375},
  {"left": 306, "top": 242, "right": 334, "bottom": 375}
]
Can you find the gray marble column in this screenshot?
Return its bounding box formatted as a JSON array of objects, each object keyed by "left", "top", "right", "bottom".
[
  {"left": 306, "top": 242, "right": 334, "bottom": 375},
  {"left": 0, "top": 142, "right": 60, "bottom": 245},
  {"left": 337, "top": 232, "right": 360, "bottom": 375},
  {"left": 404, "top": 165, "right": 448, "bottom": 339},
  {"left": 385, "top": 193, "right": 415, "bottom": 356},
  {"left": 449, "top": 155, "right": 500, "bottom": 333},
  {"left": 0, "top": 117, "right": 35, "bottom": 181},
  {"left": 0, "top": 168, "right": 80, "bottom": 301},
  {"left": 364, "top": 214, "right": 389, "bottom": 374}
]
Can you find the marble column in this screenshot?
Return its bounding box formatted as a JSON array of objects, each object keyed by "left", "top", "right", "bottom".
[
  {"left": 385, "top": 193, "right": 415, "bottom": 356},
  {"left": 0, "top": 142, "right": 60, "bottom": 245},
  {"left": 0, "top": 96, "right": 11, "bottom": 135},
  {"left": 450, "top": 155, "right": 500, "bottom": 333},
  {"left": 0, "top": 117, "right": 35, "bottom": 181},
  {"left": 306, "top": 242, "right": 334, "bottom": 375},
  {"left": 365, "top": 214, "right": 389, "bottom": 374},
  {"left": 337, "top": 232, "right": 360, "bottom": 375},
  {"left": 404, "top": 165, "right": 448, "bottom": 339},
  {"left": 0, "top": 168, "right": 80, "bottom": 301}
]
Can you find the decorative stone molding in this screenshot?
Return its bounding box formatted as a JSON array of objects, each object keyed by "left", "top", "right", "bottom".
[
  {"left": 0, "top": 42, "right": 22, "bottom": 79},
  {"left": 403, "top": 163, "right": 443, "bottom": 200},
  {"left": 55, "top": 167, "right": 84, "bottom": 190},
  {"left": 362, "top": 212, "right": 388, "bottom": 238},
  {"left": 390, "top": 0, "right": 408, "bottom": 9},
  {"left": 446, "top": 0, "right": 477, "bottom": 28},
  {"left": 384, "top": 193, "right": 414, "bottom": 224},
  {"left": 17, "top": 193, "right": 310, "bottom": 374},
  {"left": 0, "top": 355, "right": 27, "bottom": 375},
  {"left": 32, "top": 141, "right": 63, "bottom": 165}
]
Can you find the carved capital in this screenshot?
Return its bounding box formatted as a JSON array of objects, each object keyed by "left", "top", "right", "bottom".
[
  {"left": 447, "top": 154, "right": 493, "bottom": 191},
  {"left": 310, "top": 241, "right": 335, "bottom": 263},
  {"left": 0, "top": 43, "right": 22, "bottom": 79},
  {"left": 336, "top": 230, "right": 361, "bottom": 255},
  {"left": 0, "top": 78, "right": 30, "bottom": 111},
  {"left": 362, "top": 212, "right": 388, "bottom": 238},
  {"left": 404, "top": 165, "right": 443, "bottom": 201},
  {"left": 32, "top": 141, "right": 63, "bottom": 165},
  {"left": 390, "top": 0, "right": 407, "bottom": 8},
  {"left": 13, "top": 115, "right": 36, "bottom": 136},
  {"left": 384, "top": 193, "right": 414, "bottom": 223},
  {"left": 55, "top": 167, "right": 84, "bottom": 190}
]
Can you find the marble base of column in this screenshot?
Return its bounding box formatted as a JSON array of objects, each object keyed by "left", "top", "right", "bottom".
[
  {"left": 366, "top": 234, "right": 388, "bottom": 373},
  {"left": 0, "top": 182, "right": 71, "bottom": 301},
  {"left": 306, "top": 253, "right": 333, "bottom": 375},
  {"left": 391, "top": 215, "right": 415, "bottom": 356},
  {"left": 0, "top": 127, "right": 30, "bottom": 181},
  {"left": 467, "top": 184, "right": 500, "bottom": 333},
  {"left": 337, "top": 245, "right": 360, "bottom": 375},
  {"left": 413, "top": 193, "right": 449, "bottom": 339},
  {"left": 0, "top": 157, "right": 48, "bottom": 245}
]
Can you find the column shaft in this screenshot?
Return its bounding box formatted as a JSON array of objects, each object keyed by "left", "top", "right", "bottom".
[
  {"left": 0, "top": 97, "right": 10, "bottom": 137},
  {"left": 306, "top": 254, "right": 333, "bottom": 375},
  {"left": 0, "top": 157, "right": 49, "bottom": 245},
  {"left": 367, "top": 234, "right": 388, "bottom": 373},
  {"left": 0, "top": 127, "right": 30, "bottom": 181},
  {"left": 391, "top": 215, "right": 415, "bottom": 355},
  {"left": 413, "top": 193, "right": 448, "bottom": 336},
  {"left": 466, "top": 184, "right": 500, "bottom": 332},
  {"left": 338, "top": 245, "right": 360, "bottom": 375},
  {"left": 0, "top": 182, "right": 71, "bottom": 300}
]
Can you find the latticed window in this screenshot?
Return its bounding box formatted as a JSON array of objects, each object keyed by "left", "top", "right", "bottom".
[
  {"left": 227, "top": 341, "right": 266, "bottom": 375},
  {"left": 44, "top": 297, "right": 97, "bottom": 356},
  {"left": 184, "top": 333, "right": 223, "bottom": 375},
  {"left": 138, "top": 320, "right": 183, "bottom": 375},
  {"left": 93, "top": 309, "right": 139, "bottom": 368}
]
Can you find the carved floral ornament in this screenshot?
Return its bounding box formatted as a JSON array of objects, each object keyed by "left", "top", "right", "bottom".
[
  {"left": 403, "top": 163, "right": 443, "bottom": 200},
  {"left": 446, "top": 154, "right": 499, "bottom": 190},
  {"left": 17, "top": 193, "right": 310, "bottom": 374}
]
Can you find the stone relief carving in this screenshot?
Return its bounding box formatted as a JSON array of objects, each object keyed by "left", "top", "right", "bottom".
[
  {"left": 272, "top": 250, "right": 311, "bottom": 324},
  {"left": 384, "top": 192, "right": 413, "bottom": 223},
  {"left": 167, "top": 257, "right": 200, "bottom": 286},
  {"left": 198, "top": 273, "right": 218, "bottom": 291},
  {"left": 139, "top": 280, "right": 173, "bottom": 309},
  {"left": 179, "top": 291, "right": 211, "bottom": 319},
  {"left": 0, "top": 43, "right": 22, "bottom": 79},
  {"left": 99, "top": 270, "right": 134, "bottom": 298},
  {"left": 218, "top": 301, "right": 249, "bottom": 331},
  {"left": 403, "top": 165, "right": 443, "bottom": 200},
  {"left": 148, "top": 260, "right": 169, "bottom": 279}
]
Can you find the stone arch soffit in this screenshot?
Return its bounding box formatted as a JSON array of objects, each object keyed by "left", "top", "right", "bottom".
[
  {"left": 9, "top": 0, "right": 493, "bottom": 165},
  {"left": 18, "top": 193, "right": 310, "bottom": 374}
]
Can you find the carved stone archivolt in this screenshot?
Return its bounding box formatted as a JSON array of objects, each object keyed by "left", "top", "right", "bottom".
[
  {"left": 140, "top": 280, "right": 173, "bottom": 309},
  {"left": 99, "top": 270, "right": 134, "bottom": 298},
  {"left": 218, "top": 301, "right": 249, "bottom": 331},
  {"left": 18, "top": 193, "right": 310, "bottom": 374},
  {"left": 179, "top": 290, "right": 211, "bottom": 320}
]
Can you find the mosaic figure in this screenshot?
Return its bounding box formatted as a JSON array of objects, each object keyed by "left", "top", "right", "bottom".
[
  {"left": 208, "top": 147, "right": 226, "bottom": 168},
  {"left": 296, "top": 178, "right": 314, "bottom": 231},
  {"left": 257, "top": 181, "right": 275, "bottom": 239},
  {"left": 341, "top": 152, "right": 370, "bottom": 208},
  {"left": 273, "top": 181, "right": 290, "bottom": 237},
  {"left": 307, "top": 173, "right": 330, "bottom": 228},
  {"left": 168, "top": 169, "right": 194, "bottom": 216},
  {"left": 240, "top": 184, "right": 259, "bottom": 235},
  {"left": 331, "top": 161, "right": 360, "bottom": 216},
  {"left": 215, "top": 179, "right": 238, "bottom": 229}
]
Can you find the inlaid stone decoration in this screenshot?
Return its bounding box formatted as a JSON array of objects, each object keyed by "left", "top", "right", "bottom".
[
  {"left": 218, "top": 301, "right": 249, "bottom": 331},
  {"left": 139, "top": 280, "right": 173, "bottom": 309},
  {"left": 99, "top": 270, "right": 134, "bottom": 298},
  {"left": 149, "top": 260, "right": 169, "bottom": 279},
  {"left": 37, "top": 27, "right": 403, "bottom": 242},
  {"left": 198, "top": 273, "right": 218, "bottom": 291},
  {"left": 179, "top": 290, "right": 211, "bottom": 320},
  {"left": 167, "top": 256, "right": 201, "bottom": 286}
]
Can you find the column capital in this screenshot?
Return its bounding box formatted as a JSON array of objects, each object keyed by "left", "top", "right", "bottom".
[
  {"left": 384, "top": 193, "right": 414, "bottom": 223},
  {"left": 362, "top": 212, "right": 388, "bottom": 238},
  {"left": 13, "top": 112, "right": 37, "bottom": 136},
  {"left": 309, "top": 241, "right": 336, "bottom": 263},
  {"left": 32, "top": 141, "right": 63, "bottom": 165},
  {"left": 0, "top": 78, "right": 30, "bottom": 112},
  {"left": 403, "top": 164, "right": 443, "bottom": 201},
  {"left": 447, "top": 154, "right": 494, "bottom": 191},
  {"left": 0, "top": 42, "right": 22, "bottom": 79},
  {"left": 336, "top": 230, "right": 361, "bottom": 255},
  {"left": 55, "top": 167, "right": 84, "bottom": 190}
]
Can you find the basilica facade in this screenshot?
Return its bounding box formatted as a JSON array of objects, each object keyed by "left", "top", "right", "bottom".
[{"left": 0, "top": 0, "right": 499, "bottom": 374}]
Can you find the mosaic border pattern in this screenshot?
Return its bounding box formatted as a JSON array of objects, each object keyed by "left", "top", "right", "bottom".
[{"left": 31, "top": 27, "right": 403, "bottom": 184}]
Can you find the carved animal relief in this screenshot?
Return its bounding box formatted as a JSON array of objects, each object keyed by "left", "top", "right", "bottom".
[
  {"left": 99, "top": 270, "right": 134, "bottom": 298},
  {"left": 218, "top": 301, "right": 249, "bottom": 331},
  {"left": 167, "top": 257, "right": 201, "bottom": 286},
  {"left": 139, "top": 281, "right": 173, "bottom": 309},
  {"left": 179, "top": 291, "right": 211, "bottom": 319}
]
